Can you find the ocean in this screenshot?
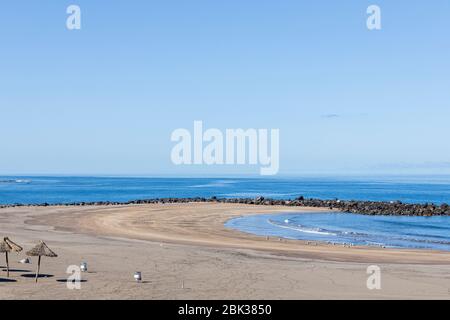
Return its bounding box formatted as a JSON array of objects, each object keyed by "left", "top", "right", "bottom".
[
  {"left": 1, "top": 175, "right": 450, "bottom": 205},
  {"left": 1, "top": 175, "right": 450, "bottom": 251}
]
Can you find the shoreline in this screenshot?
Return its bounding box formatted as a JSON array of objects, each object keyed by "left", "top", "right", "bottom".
[
  {"left": 225, "top": 212, "right": 450, "bottom": 252},
  {"left": 1, "top": 202, "right": 449, "bottom": 299},
  {"left": 18, "top": 203, "right": 450, "bottom": 264},
  {"left": 1, "top": 196, "right": 449, "bottom": 217}
]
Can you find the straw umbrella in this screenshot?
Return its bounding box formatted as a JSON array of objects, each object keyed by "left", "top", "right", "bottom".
[
  {"left": 26, "top": 241, "right": 57, "bottom": 283},
  {"left": 0, "top": 237, "right": 23, "bottom": 277}
]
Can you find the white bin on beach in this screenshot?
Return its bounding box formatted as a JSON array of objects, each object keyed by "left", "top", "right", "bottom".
[{"left": 134, "top": 272, "right": 142, "bottom": 282}]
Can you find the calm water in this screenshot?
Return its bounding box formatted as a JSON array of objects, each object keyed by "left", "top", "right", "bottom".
[
  {"left": 225, "top": 212, "right": 450, "bottom": 251},
  {"left": 1, "top": 175, "right": 450, "bottom": 205}
]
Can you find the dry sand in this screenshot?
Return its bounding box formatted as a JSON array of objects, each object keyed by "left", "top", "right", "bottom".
[{"left": 0, "top": 202, "right": 449, "bottom": 299}]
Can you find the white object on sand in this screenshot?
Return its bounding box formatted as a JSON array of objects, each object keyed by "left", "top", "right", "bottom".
[
  {"left": 134, "top": 271, "right": 142, "bottom": 282},
  {"left": 19, "top": 258, "right": 31, "bottom": 264}
]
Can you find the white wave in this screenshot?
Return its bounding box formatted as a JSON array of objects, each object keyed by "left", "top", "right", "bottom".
[
  {"left": 0, "top": 179, "right": 31, "bottom": 184},
  {"left": 190, "top": 180, "right": 238, "bottom": 188},
  {"left": 15, "top": 179, "right": 31, "bottom": 183},
  {"left": 268, "top": 219, "right": 337, "bottom": 236},
  {"left": 190, "top": 183, "right": 228, "bottom": 188}
]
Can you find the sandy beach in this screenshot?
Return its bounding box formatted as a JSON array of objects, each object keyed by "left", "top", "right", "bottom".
[{"left": 0, "top": 202, "right": 449, "bottom": 299}]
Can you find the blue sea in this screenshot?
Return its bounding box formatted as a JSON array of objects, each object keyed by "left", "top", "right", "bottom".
[
  {"left": 1, "top": 175, "right": 450, "bottom": 205},
  {"left": 1, "top": 175, "right": 450, "bottom": 251}
]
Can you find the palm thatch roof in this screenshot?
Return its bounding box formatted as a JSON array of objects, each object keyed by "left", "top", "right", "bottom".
[
  {"left": 0, "top": 237, "right": 23, "bottom": 253},
  {"left": 5, "top": 237, "right": 22, "bottom": 252},
  {"left": 26, "top": 241, "right": 57, "bottom": 257}
]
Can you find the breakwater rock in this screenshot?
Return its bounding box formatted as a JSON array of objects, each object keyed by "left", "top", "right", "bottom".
[{"left": 0, "top": 196, "right": 449, "bottom": 216}]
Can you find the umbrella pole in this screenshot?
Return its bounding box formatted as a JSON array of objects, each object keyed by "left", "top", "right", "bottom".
[
  {"left": 5, "top": 252, "right": 9, "bottom": 278},
  {"left": 5, "top": 252, "right": 9, "bottom": 277},
  {"left": 35, "top": 256, "right": 41, "bottom": 283}
]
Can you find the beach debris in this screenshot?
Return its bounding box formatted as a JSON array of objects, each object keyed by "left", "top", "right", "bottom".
[
  {"left": 0, "top": 237, "right": 23, "bottom": 277},
  {"left": 80, "top": 262, "right": 88, "bottom": 272},
  {"left": 19, "top": 258, "right": 31, "bottom": 264},
  {"left": 134, "top": 271, "right": 142, "bottom": 282},
  {"left": 26, "top": 241, "right": 58, "bottom": 283}
]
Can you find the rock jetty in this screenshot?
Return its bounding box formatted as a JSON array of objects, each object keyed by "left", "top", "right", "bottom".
[{"left": 0, "top": 196, "right": 449, "bottom": 216}]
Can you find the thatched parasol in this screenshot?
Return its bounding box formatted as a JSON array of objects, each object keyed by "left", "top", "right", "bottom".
[
  {"left": 26, "top": 241, "right": 57, "bottom": 283},
  {"left": 0, "top": 237, "right": 23, "bottom": 277}
]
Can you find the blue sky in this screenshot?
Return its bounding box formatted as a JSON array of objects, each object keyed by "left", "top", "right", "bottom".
[{"left": 0, "top": 1, "right": 449, "bottom": 176}]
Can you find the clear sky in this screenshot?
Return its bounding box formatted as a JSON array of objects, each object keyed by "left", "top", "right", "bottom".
[{"left": 1, "top": 1, "right": 449, "bottom": 176}]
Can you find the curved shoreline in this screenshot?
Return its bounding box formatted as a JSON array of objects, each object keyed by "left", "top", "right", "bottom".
[
  {"left": 1, "top": 196, "right": 449, "bottom": 216},
  {"left": 21, "top": 202, "right": 450, "bottom": 264},
  {"left": 225, "top": 212, "right": 450, "bottom": 252}
]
